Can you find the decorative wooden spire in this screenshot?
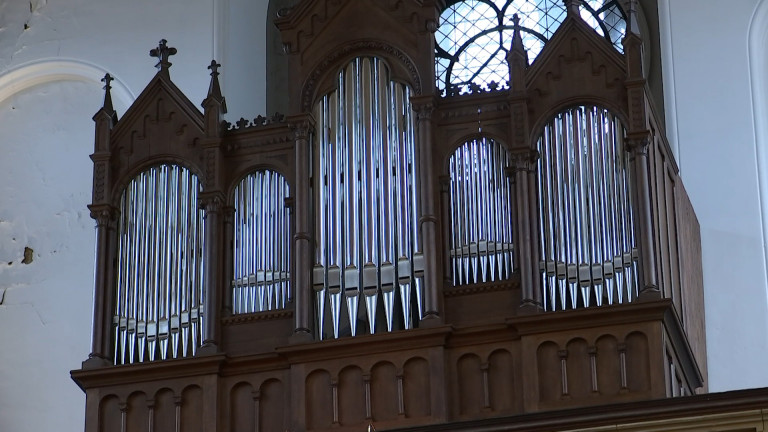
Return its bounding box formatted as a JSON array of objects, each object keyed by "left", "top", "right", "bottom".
[
  {"left": 206, "top": 60, "right": 226, "bottom": 106},
  {"left": 622, "top": 0, "right": 644, "bottom": 79},
  {"left": 100, "top": 73, "right": 118, "bottom": 125},
  {"left": 202, "top": 59, "right": 227, "bottom": 137},
  {"left": 507, "top": 14, "right": 528, "bottom": 93},
  {"left": 149, "top": 39, "right": 177, "bottom": 75},
  {"left": 564, "top": 0, "right": 581, "bottom": 15}
]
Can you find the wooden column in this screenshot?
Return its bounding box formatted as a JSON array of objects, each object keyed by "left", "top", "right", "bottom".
[
  {"left": 412, "top": 96, "right": 442, "bottom": 324},
  {"left": 624, "top": 0, "right": 660, "bottom": 298},
  {"left": 221, "top": 206, "right": 235, "bottom": 317},
  {"left": 508, "top": 150, "right": 542, "bottom": 311},
  {"left": 83, "top": 73, "right": 118, "bottom": 368},
  {"left": 627, "top": 135, "right": 660, "bottom": 297},
  {"left": 290, "top": 118, "right": 314, "bottom": 341},
  {"left": 199, "top": 194, "right": 223, "bottom": 353},
  {"left": 85, "top": 206, "right": 118, "bottom": 367}
]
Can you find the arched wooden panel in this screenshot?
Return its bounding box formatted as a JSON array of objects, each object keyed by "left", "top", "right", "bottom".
[
  {"left": 230, "top": 382, "right": 255, "bottom": 432},
  {"left": 371, "top": 361, "right": 398, "bottom": 422},
  {"left": 537, "top": 341, "right": 560, "bottom": 402},
  {"left": 99, "top": 395, "right": 122, "bottom": 432},
  {"left": 260, "top": 379, "right": 285, "bottom": 432},
  {"left": 180, "top": 385, "right": 203, "bottom": 432},
  {"left": 596, "top": 335, "right": 621, "bottom": 396},
  {"left": 153, "top": 389, "right": 176, "bottom": 432},
  {"left": 403, "top": 357, "right": 431, "bottom": 418},
  {"left": 488, "top": 349, "right": 514, "bottom": 412},
  {"left": 306, "top": 369, "right": 333, "bottom": 430},
  {"left": 127, "top": 392, "right": 149, "bottom": 432},
  {"left": 457, "top": 353, "right": 483, "bottom": 416},
  {"left": 339, "top": 366, "right": 366, "bottom": 426},
  {"left": 566, "top": 338, "right": 591, "bottom": 398},
  {"left": 626, "top": 332, "right": 650, "bottom": 392}
]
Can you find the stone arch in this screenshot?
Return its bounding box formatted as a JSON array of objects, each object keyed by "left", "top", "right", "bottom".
[{"left": 0, "top": 58, "right": 134, "bottom": 109}]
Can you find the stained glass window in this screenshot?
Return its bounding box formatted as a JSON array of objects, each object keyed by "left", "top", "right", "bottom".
[{"left": 436, "top": 0, "right": 627, "bottom": 96}]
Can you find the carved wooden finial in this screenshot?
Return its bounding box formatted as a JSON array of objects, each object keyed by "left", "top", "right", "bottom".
[
  {"left": 208, "top": 59, "right": 221, "bottom": 77},
  {"left": 510, "top": 13, "right": 525, "bottom": 53},
  {"left": 204, "top": 59, "right": 226, "bottom": 110},
  {"left": 203, "top": 59, "right": 227, "bottom": 135},
  {"left": 100, "top": 73, "right": 118, "bottom": 124},
  {"left": 564, "top": 0, "right": 581, "bottom": 15},
  {"left": 149, "top": 39, "right": 177, "bottom": 73},
  {"left": 626, "top": 0, "right": 641, "bottom": 36},
  {"left": 507, "top": 13, "right": 528, "bottom": 91}
]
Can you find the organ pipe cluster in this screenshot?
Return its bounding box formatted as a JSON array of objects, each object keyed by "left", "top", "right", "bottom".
[
  {"left": 113, "top": 164, "right": 205, "bottom": 364},
  {"left": 231, "top": 170, "right": 291, "bottom": 314},
  {"left": 313, "top": 57, "right": 423, "bottom": 339},
  {"left": 537, "top": 106, "right": 638, "bottom": 311},
  {"left": 448, "top": 138, "right": 515, "bottom": 285}
]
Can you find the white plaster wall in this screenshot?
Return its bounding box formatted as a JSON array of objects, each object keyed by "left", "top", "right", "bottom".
[
  {"left": 660, "top": 0, "right": 768, "bottom": 391},
  {"left": 0, "top": 1, "right": 267, "bottom": 431}
]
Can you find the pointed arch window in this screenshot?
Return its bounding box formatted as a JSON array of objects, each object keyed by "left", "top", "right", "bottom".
[
  {"left": 313, "top": 57, "right": 423, "bottom": 339},
  {"left": 448, "top": 137, "right": 515, "bottom": 285},
  {"left": 435, "top": 0, "right": 627, "bottom": 95},
  {"left": 113, "top": 164, "right": 205, "bottom": 364},
  {"left": 536, "top": 106, "right": 638, "bottom": 311},
  {"left": 231, "top": 170, "right": 291, "bottom": 314}
]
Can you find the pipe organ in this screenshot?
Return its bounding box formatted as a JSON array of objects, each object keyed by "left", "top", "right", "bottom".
[
  {"left": 232, "top": 170, "right": 292, "bottom": 314},
  {"left": 113, "top": 164, "right": 205, "bottom": 365},
  {"left": 73, "top": 2, "right": 708, "bottom": 431},
  {"left": 448, "top": 138, "right": 515, "bottom": 286},
  {"left": 537, "top": 106, "right": 638, "bottom": 311},
  {"left": 313, "top": 57, "right": 423, "bottom": 339}
]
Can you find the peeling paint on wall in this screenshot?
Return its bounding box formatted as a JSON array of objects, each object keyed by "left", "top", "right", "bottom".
[{"left": 22, "top": 247, "right": 33, "bottom": 264}]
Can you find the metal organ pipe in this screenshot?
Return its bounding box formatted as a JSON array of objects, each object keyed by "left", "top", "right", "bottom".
[
  {"left": 231, "top": 171, "right": 292, "bottom": 316},
  {"left": 448, "top": 138, "right": 515, "bottom": 286},
  {"left": 313, "top": 57, "right": 422, "bottom": 339},
  {"left": 113, "top": 164, "right": 204, "bottom": 365},
  {"left": 536, "top": 106, "right": 638, "bottom": 312}
]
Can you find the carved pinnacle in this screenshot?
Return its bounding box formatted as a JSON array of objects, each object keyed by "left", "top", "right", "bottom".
[
  {"left": 100, "top": 73, "right": 118, "bottom": 123},
  {"left": 101, "top": 73, "right": 114, "bottom": 90},
  {"left": 208, "top": 60, "right": 221, "bottom": 77},
  {"left": 149, "top": 39, "right": 177, "bottom": 72}
]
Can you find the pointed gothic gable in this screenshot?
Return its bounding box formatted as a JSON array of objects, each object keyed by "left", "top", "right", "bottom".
[
  {"left": 107, "top": 72, "right": 206, "bottom": 198},
  {"left": 525, "top": 14, "right": 629, "bottom": 134},
  {"left": 276, "top": 0, "right": 437, "bottom": 112}
]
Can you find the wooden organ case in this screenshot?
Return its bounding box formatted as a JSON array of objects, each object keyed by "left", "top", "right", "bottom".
[{"left": 72, "top": 1, "right": 707, "bottom": 431}]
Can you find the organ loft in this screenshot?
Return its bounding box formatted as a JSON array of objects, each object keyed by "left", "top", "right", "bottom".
[{"left": 71, "top": 0, "right": 708, "bottom": 431}]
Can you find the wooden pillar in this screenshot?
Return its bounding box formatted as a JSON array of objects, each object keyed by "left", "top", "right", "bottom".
[
  {"left": 199, "top": 195, "right": 223, "bottom": 353},
  {"left": 83, "top": 73, "right": 118, "bottom": 368},
  {"left": 290, "top": 118, "right": 314, "bottom": 341},
  {"left": 412, "top": 96, "right": 442, "bottom": 324},
  {"left": 85, "top": 206, "right": 118, "bottom": 367},
  {"left": 624, "top": 0, "right": 660, "bottom": 298},
  {"left": 508, "top": 150, "right": 543, "bottom": 312},
  {"left": 221, "top": 206, "right": 235, "bottom": 317},
  {"left": 627, "top": 135, "right": 660, "bottom": 297}
]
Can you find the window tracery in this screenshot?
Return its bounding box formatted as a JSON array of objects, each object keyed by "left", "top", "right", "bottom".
[{"left": 435, "top": 0, "right": 626, "bottom": 96}]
